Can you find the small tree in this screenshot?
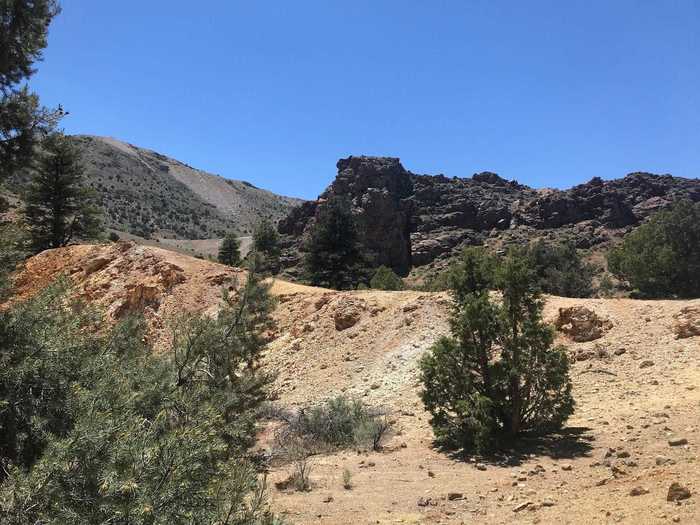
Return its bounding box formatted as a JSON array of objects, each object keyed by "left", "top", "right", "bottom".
[
  {"left": 608, "top": 200, "right": 700, "bottom": 298},
  {"left": 304, "top": 196, "right": 367, "bottom": 290},
  {"left": 253, "top": 219, "right": 281, "bottom": 274},
  {"left": 419, "top": 247, "right": 574, "bottom": 452},
  {"left": 23, "top": 133, "right": 103, "bottom": 253},
  {"left": 218, "top": 232, "right": 241, "bottom": 266},
  {"left": 370, "top": 265, "right": 404, "bottom": 290}
]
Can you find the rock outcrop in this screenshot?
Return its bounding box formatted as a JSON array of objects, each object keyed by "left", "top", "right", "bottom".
[
  {"left": 279, "top": 156, "right": 413, "bottom": 276},
  {"left": 278, "top": 158, "right": 700, "bottom": 277}
]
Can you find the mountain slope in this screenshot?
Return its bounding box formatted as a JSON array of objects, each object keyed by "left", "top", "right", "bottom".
[{"left": 72, "top": 135, "right": 303, "bottom": 239}]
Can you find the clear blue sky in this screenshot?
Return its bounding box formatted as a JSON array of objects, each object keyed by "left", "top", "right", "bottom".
[{"left": 33, "top": 1, "right": 699, "bottom": 199}]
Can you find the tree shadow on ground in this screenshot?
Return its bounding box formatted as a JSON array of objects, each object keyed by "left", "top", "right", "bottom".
[{"left": 442, "top": 426, "right": 595, "bottom": 467}]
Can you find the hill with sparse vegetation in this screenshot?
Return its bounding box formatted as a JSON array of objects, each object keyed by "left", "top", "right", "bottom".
[{"left": 9, "top": 135, "right": 303, "bottom": 240}]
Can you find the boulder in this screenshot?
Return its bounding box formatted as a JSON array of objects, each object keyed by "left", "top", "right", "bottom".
[
  {"left": 672, "top": 306, "right": 700, "bottom": 339},
  {"left": 667, "top": 482, "right": 691, "bottom": 502},
  {"left": 332, "top": 298, "right": 364, "bottom": 331},
  {"left": 554, "top": 306, "right": 613, "bottom": 342}
]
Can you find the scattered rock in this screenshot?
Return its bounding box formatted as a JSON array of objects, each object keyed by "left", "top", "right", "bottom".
[
  {"left": 611, "top": 464, "right": 627, "bottom": 477},
  {"left": 639, "top": 360, "right": 655, "bottom": 369},
  {"left": 667, "top": 483, "right": 691, "bottom": 502},
  {"left": 655, "top": 455, "right": 673, "bottom": 466},
  {"left": 447, "top": 492, "right": 464, "bottom": 501},
  {"left": 668, "top": 437, "right": 688, "bottom": 447},
  {"left": 513, "top": 501, "right": 532, "bottom": 512},
  {"left": 630, "top": 486, "right": 649, "bottom": 496},
  {"left": 573, "top": 348, "right": 596, "bottom": 361}
]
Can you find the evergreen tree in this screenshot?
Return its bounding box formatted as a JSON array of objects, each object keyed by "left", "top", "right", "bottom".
[
  {"left": 608, "top": 200, "right": 700, "bottom": 298},
  {"left": 1, "top": 0, "right": 63, "bottom": 182},
  {"left": 419, "top": 247, "right": 574, "bottom": 452},
  {"left": 0, "top": 223, "right": 26, "bottom": 298},
  {"left": 0, "top": 271, "right": 279, "bottom": 523},
  {"left": 22, "top": 133, "right": 102, "bottom": 253},
  {"left": 218, "top": 232, "right": 241, "bottom": 266},
  {"left": 252, "top": 219, "right": 281, "bottom": 273},
  {"left": 304, "top": 197, "right": 367, "bottom": 290}
]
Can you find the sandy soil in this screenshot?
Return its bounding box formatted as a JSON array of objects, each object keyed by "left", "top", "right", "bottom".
[{"left": 9, "top": 244, "right": 699, "bottom": 524}]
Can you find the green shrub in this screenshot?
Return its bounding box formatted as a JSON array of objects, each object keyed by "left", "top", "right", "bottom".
[
  {"left": 275, "top": 396, "right": 390, "bottom": 454},
  {"left": 525, "top": 240, "right": 594, "bottom": 297},
  {"left": 422, "top": 242, "right": 594, "bottom": 298},
  {"left": 419, "top": 248, "right": 574, "bottom": 453},
  {"left": 342, "top": 468, "right": 353, "bottom": 490},
  {"left": 370, "top": 265, "right": 405, "bottom": 290},
  {"left": 420, "top": 270, "right": 452, "bottom": 292},
  {"left": 607, "top": 200, "right": 700, "bottom": 298}
]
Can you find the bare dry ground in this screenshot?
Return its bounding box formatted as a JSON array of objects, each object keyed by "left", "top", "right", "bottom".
[{"left": 9, "top": 243, "right": 700, "bottom": 525}]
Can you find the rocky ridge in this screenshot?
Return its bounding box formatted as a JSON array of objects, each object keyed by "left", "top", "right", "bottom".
[{"left": 278, "top": 157, "right": 699, "bottom": 278}]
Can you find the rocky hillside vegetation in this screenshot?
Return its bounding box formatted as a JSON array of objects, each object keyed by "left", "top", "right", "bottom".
[
  {"left": 278, "top": 156, "right": 699, "bottom": 279},
  {"left": 10, "top": 135, "right": 303, "bottom": 240}
]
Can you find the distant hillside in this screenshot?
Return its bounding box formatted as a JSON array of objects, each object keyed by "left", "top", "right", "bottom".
[{"left": 68, "top": 135, "right": 303, "bottom": 239}]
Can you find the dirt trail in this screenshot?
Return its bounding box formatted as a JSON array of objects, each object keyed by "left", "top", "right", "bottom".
[{"left": 9, "top": 244, "right": 700, "bottom": 524}]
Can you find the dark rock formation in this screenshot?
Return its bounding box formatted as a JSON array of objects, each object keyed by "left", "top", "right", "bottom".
[
  {"left": 279, "top": 159, "right": 700, "bottom": 278},
  {"left": 279, "top": 156, "right": 413, "bottom": 276}
]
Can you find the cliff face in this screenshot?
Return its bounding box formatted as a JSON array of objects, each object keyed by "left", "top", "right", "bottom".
[
  {"left": 279, "top": 158, "right": 700, "bottom": 277},
  {"left": 279, "top": 156, "right": 414, "bottom": 276}
]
